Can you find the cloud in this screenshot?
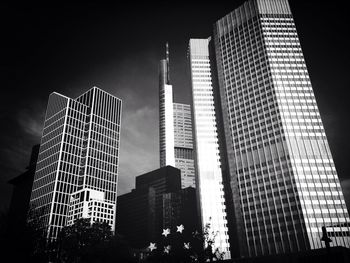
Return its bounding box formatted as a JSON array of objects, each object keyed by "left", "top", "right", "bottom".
[
  {"left": 1, "top": 49, "right": 162, "bottom": 207},
  {"left": 117, "top": 104, "right": 159, "bottom": 195},
  {"left": 16, "top": 105, "right": 45, "bottom": 138},
  {"left": 0, "top": 105, "right": 45, "bottom": 210},
  {"left": 93, "top": 56, "right": 161, "bottom": 196},
  {"left": 0, "top": 103, "right": 45, "bottom": 181}
]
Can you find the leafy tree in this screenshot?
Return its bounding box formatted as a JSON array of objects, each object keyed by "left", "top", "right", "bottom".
[
  {"left": 27, "top": 205, "right": 49, "bottom": 261},
  {"left": 58, "top": 218, "right": 136, "bottom": 263},
  {"left": 201, "top": 219, "right": 225, "bottom": 262}
]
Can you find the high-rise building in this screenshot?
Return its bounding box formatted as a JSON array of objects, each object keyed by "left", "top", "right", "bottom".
[
  {"left": 116, "top": 186, "right": 156, "bottom": 248},
  {"left": 135, "top": 166, "right": 182, "bottom": 242},
  {"left": 188, "top": 38, "right": 231, "bottom": 259},
  {"left": 210, "top": 0, "right": 350, "bottom": 257},
  {"left": 29, "top": 87, "right": 122, "bottom": 240},
  {"left": 173, "top": 103, "right": 196, "bottom": 188},
  {"left": 163, "top": 186, "right": 199, "bottom": 239},
  {"left": 159, "top": 43, "right": 175, "bottom": 168},
  {"left": 116, "top": 166, "right": 182, "bottom": 247},
  {"left": 159, "top": 44, "right": 196, "bottom": 188}
]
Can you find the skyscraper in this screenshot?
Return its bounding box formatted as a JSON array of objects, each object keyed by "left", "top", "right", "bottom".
[
  {"left": 159, "top": 44, "right": 196, "bottom": 188},
  {"left": 29, "top": 87, "right": 122, "bottom": 240},
  {"left": 210, "top": 0, "right": 350, "bottom": 257},
  {"left": 163, "top": 187, "right": 199, "bottom": 240},
  {"left": 159, "top": 43, "right": 175, "bottom": 168},
  {"left": 116, "top": 186, "right": 156, "bottom": 248},
  {"left": 188, "top": 38, "right": 231, "bottom": 259},
  {"left": 116, "top": 166, "right": 182, "bottom": 247},
  {"left": 173, "top": 103, "right": 196, "bottom": 188}
]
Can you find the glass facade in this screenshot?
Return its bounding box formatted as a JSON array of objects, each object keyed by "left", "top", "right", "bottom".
[
  {"left": 213, "top": 0, "right": 350, "bottom": 257},
  {"left": 159, "top": 58, "right": 175, "bottom": 167},
  {"left": 29, "top": 87, "right": 122, "bottom": 240},
  {"left": 162, "top": 187, "right": 198, "bottom": 238},
  {"left": 159, "top": 48, "right": 196, "bottom": 188},
  {"left": 188, "top": 38, "right": 231, "bottom": 259},
  {"left": 173, "top": 103, "right": 195, "bottom": 188}
]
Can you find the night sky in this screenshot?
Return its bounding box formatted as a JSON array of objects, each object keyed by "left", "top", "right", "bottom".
[{"left": 1, "top": 2, "right": 349, "bottom": 213}]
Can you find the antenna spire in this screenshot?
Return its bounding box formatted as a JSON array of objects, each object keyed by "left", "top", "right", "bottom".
[{"left": 166, "top": 42, "right": 170, "bottom": 84}]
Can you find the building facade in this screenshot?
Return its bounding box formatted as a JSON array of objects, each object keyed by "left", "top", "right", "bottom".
[
  {"left": 173, "top": 103, "right": 196, "bottom": 188},
  {"left": 116, "top": 166, "right": 182, "bottom": 247},
  {"left": 159, "top": 44, "right": 196, "bottom": 188},
  {"left": 162, "top": 187, "right": 199, "bottom": 239},
  {"left": 188, "top": 38, "right": 231, "bottom": 259},
  {"left": 159, "top": 44, "right": 175, "bottom": 168},
  {"left": 135, "top": 166, "right": 182, "bottom": 242},
  {"left": 211, "top": 0, "right": 350, "bottom": 257},
  {"left": 29, "top": 87, "right": 122, "bottom": 240},
  {"left": 116, "top": 187, "right": 156, "bottom": 248}
]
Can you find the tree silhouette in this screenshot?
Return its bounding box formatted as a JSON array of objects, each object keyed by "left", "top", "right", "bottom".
[
  {"left": 58, "top": 218, "right": 136, "bottom": 263},
  {"left": 0, "top": 205, "right": 49, "bottom": 262},
  {"left": 201, "top": 219, "right": 225, "bottom": 262}
]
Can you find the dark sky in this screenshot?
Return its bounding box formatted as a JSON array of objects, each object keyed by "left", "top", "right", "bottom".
[{"left": 1, "top": 2, "right": 349, "bottom": 212}]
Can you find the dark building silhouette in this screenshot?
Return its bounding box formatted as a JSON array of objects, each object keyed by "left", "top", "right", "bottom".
[
  {"left": 135, "top": 165, "right": 182, "bottom": 241},
  {"left": 7, "top": 144, "right": 40, "bottom": 231},
  {"left": 117, "top": 187, "right": 156, "bottom": 248},
  {"left": 116, "top": 166, "right": 198, "bottom": 248},
  {"left": 163, "top": 187, "right": 199, "bottom": 239}
]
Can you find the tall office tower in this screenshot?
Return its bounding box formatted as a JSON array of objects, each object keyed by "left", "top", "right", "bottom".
[
  {"left": 135, "top": 166, "right": 182, "bottom": 242},
  {"left": 29, "top": 87, "right": 122, "bottom": 240},
  {"left": 163, "top": 187, "right": 199, "bottom": 239},
  {"left": 159, "top": 44, "right": 196, "bottom": 188},
  {"left": 159, "top": 43, "right": 175, "bottom": 168},
  {"left": 116, "top": 186, "right": 156, "bottom": 248},
  {"left": 116, "top": 166, "right": 182, "bottom": 247},
  {"left": 188, "top": 38, "right": 231, "bottom": 259},
  {"left": 211, "top": 0, "right": 350, "bottom": 257},
  {"left": 173, "top": 103, "right": 196, "bottom": 188}
]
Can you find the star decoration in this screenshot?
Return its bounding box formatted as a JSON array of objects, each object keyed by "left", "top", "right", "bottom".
[
  {"left": 177, "top": 224, "right": 184, "bottom": 233},
  {"left": 184, "top": 242, "right": 190, "bottom": 249},
  {"left": 148, "top": 242, "right": 157, "bottom": 252},
  {"left": 164, "top": 245, "right": 171, "bottom": 254},
  {"left": 162, "top": 228, "right": 170, "bottom": 237}
]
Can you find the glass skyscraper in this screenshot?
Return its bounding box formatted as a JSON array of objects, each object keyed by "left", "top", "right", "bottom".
[
  {"left": 159, "top": 44, "right": 196, "bottom": 188},
  {"left": 188, "top": 38, "right": 231, "bottom": 259},
  {"left": 173, "top": 103, "right": 195, "bottom": 188},
  {"left": 210, "top": 0, "right": 350, "bottom": 257},
  {"left": 29, "top": 87, "right": 122, "bottom": 240},
  {"left": 159, "top": 43, "right": 175, "bottom": 168}
]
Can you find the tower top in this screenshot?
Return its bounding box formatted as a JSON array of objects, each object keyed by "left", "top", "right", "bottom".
[
  {"left": 166, "top": 42, "right": 169, "bottom": 64},
  {"left": 166, "top": 42, "right": 170, "bottom": 84}
]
